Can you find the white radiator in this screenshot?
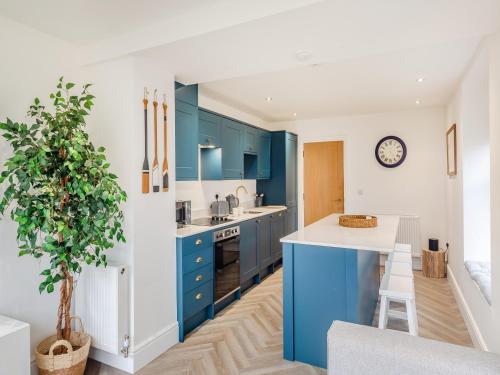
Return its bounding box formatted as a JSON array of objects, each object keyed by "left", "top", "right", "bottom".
[
  {"left": 75, "top": 264, "right": 129, "bottom": 355},
  {"left": 396, "top": 215, "right": 421, "bottom": 257}
]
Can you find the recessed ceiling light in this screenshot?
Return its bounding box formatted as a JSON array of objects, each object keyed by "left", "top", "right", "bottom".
[
  {"left": 265, "top": 97, "right": 272, "bottom": 102},
  {"left": 293, "top": 113, "right": 297, "bottom": 117},
  {"left": 415, "top": 99, "right": 421, "bottom": 105},
  {"left": 417, "top": 77, "right": 425, "bottom": 83},
  {"left": 295, "top": 50, "right": 313, "bottom": 62}
]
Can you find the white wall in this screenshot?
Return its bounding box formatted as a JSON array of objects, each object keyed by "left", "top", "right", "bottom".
[
  {"left": 0, "top": 17, "right": 81, "bottom": 366},
  {"left": 0, "top": 17, "right": 178, "bottom": 374},
  {"left": 446, "top": 33, "right": 500, "bottom": 353},
  {"left": 82, "top": 57, "right": 178, "bottom": 372},
  {"left": 459, "top": 45, "right": 491, "bottom": 262},
  {"left": 269, "top": 108, "right": 447, "bottom": 253}
]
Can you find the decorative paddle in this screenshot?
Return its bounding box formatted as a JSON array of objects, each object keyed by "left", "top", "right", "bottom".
[
  {"left": 162, "top": 94, "right": 169, "bottom": 192},
  {"left": 142, "top": 87, "right": 150, "bottom": 194},
  {"left": 152, "top": 89, "right": 160, "bottom": 192}
]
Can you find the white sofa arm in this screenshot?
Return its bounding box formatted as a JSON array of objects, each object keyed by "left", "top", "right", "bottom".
[
  {"left": 328, "top": 321, "right": 500, "bottom": 375},
  {"left": 0, "top": 315, "right": 30, "bottom": 375}
]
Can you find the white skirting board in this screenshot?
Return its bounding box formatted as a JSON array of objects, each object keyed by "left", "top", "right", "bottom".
[
  {"left": 447, "top": 265, "right": 488, "bottom": 351},
  {"left": 90, "top": 321, "right": 179, "bottom": 374}
]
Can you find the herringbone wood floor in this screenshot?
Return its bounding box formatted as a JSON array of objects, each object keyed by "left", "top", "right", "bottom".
[{"left": 86, "top": 268, "right": 472, "bottom": 375}]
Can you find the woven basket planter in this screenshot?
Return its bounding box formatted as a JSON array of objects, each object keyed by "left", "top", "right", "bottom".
[
  {"left": 36, "top": 317, "right": 90, "bottom": 375},
  {"left": 339, "top": 215, "right": 377, "bottom": 228}
]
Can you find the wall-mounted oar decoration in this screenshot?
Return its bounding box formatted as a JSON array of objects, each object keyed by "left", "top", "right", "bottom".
[
  {"left": 152, "top": 89, "right": 160, "bottom": 192},
  {"left": 142, "top": 87, "right": 150, "bottom": 194},
  {"left": 162, "top": 94, "right": 169, "bottom": 192}
]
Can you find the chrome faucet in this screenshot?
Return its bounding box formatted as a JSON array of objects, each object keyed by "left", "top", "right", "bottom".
[{"left": 236, "top": 185, "right": 248, "bottom": 199}]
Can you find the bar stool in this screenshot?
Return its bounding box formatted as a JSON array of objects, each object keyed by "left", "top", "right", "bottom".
[
  {"left": 389, "top": 250, "right": 412, "bottom": 265},
  {"left": 378, "top": 273, "right": 418, "bottom": 336},
  {"left": 385, "top": 260, "right": 413, "bottom": 278},
  {"left": 395, "top": 243, "right": 412, "bottom": 254}
]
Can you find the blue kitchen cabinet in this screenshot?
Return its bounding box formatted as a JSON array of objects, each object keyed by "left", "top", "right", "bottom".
[
  {"left": 285, "top": 133, "right": 298, "bottom": 207},
  {"left": 257, "top": 132, "right": 298, "bottom": 226},
  {"left": 257, "top": 214, "right": 273, "bottom": 270},
  {"left": 175, "top": 100, "right": 199, "bottom": 181},
  {"left": 270, "top": 210, "right": 286, "bottom": 261},
  {"left": 176, "top": 231, "right": 214, "bottom": 342},
  {"left": 175, "top": 82, "right": 198, "bottom": 106},
  {"left": 257, "top": 130, "right": 271, "bottom": 179},
  {"left": 285, "top": 205, "right": 298, "bottom": 234},
  {"left": 244, "top": 125, "right": 258, "bottom": 154},
  {"left": 239, "top": 219, "right": 259, "bottom": 283},
  {"left": 221, "top": 119, "right": 244, "bottom": 179},
  {"left": 199, "top": 109, "right": 221, "bottom": 147}
]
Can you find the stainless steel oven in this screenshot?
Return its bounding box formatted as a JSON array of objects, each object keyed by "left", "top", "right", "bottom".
[{"left": 213, "top": 226, "right": 240, "bottom": 304}]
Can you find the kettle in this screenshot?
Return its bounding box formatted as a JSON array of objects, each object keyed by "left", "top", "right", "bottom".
[{"left": 225, "top": 194, "right": 240, "bottom": 214}]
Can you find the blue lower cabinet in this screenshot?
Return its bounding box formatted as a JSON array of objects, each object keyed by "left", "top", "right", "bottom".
[
  {"left": 257, "top": 215, "right": 272, "bottom": 270},
  {"left": 270, "top": 211, "right": 285, "bottom": 261},
  {"left": 176, "top": 233, "right": 215, "bottom": 342},
  {"left": 240, "top": 219, "right": 259, "bottom": 283}
]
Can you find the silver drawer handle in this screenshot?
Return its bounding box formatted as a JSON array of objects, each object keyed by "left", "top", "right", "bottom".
[
  {"left": 196, "top": 256, "right": 204, "bottom": 263},
  {"left": 195, "top": 239, "right": 202, "bottom": 246},
  {"left": 195, "top": 274, "right": 203, "bottom": 282},
  {"left": 195, "top": 293, "right": 203, "bottom": 300}
]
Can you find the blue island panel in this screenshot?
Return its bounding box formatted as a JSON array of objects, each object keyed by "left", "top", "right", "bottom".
[{"left": 283, "top": 243, "right": 380, "bottom": 368}]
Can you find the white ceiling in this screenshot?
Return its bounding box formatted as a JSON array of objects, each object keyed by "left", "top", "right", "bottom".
[
  {"left": 200, "top": 37, "right": 482, "bottom": 121},
  {"left": 0, "top": 0, "right": 226, "bottom": 45},
  {"left": 2, "top": 0, "right": 500, "bottom": 120}
]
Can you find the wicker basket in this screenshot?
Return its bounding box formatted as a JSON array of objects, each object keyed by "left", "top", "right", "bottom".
[
  {"left": 339, "top": 215, "right": 377, "bottom": 228},
  {"left": 36, "top": 317, "right": 91, "bottom": 375}
]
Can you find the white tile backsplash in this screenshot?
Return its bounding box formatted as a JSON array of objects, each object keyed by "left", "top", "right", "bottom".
[{"left": 176, "top": 179, "right": 257, "bottom": 218}]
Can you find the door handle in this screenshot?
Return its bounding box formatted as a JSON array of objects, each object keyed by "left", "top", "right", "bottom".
[
  {"left": 195, "top": 274, "right": 203, "bottom": 282},
  {"left": 196, "top": 256, "right": 204, "bottom": 263},
  {"left": 195, "top": 293, "right": 203, "bottom": 300},
  {"left": 195, "top": 239, "right": 203, "bottom": 246}
]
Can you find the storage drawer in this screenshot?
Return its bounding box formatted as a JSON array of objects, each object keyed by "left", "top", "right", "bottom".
[
  {"left": 183, "top": 246, "right": 213, "bottom": 274},
  {"left": 182, "top": 231, "right": 213, "bottom": 257},
  {"left": 183, "top": 264, "right": 213, "bottom": 293},
  {"left": 183, "top": 281, "right": 213, "bottom": 320}
]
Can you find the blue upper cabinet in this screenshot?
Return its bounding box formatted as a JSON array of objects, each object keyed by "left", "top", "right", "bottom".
[
  {"left": 257, "top": 131, "right": 298, "bottom": 210},
  {"left": 285, "top": 133, "right": 298, "bottom": 207},
  {"left": 175, "top": 100, "right": 199, "bottom": 181},
  {"left": 257, "top": 130, "right": 271, "bottom": 179},
  {"left": 243, "top": 126, "right": 258, "bottom": 154},
  {"left": 221, "top": 119, "right": 244, "bottom": 179},
  {"left": 199, "top": 109, "right": 221, "bottom": 147},
  {"left": 175, "top": 83, "right": 198, "bottom": 106}
]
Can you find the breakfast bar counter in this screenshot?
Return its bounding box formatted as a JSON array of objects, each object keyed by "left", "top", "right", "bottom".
[{"left": 280, "top": 214, "right": 400, "bottom": 368}]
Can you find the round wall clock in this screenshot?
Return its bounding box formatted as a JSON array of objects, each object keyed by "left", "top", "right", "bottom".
[{"left": 375, "top": 136, "right": 407, "bottom": 168}]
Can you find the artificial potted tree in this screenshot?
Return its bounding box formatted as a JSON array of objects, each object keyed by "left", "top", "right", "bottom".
[{"left": 0, "top": 78, "right": 127, "bottom": 375}]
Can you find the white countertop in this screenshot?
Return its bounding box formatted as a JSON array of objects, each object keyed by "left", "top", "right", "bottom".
[
  {"left": 281, "top": 214, "right": 399, "bottom": 253},
  {"left": 176, "top": 206, "right": 287, "bottom": 238}
]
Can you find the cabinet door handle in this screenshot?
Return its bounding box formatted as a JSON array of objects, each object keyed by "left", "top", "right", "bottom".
[
  {"left": 196, "top": 256, "right": 204, "bottom": 263},
  {"left": 195, "top": 239, "right": 202, "bottom": 246},
  {"left": 195, "top": 274, "right": 203, "bottom": 282},
  {"left": 195, "top": 293, "right": 203, "bottom": 300},
  {"left": 278, "top": 213, "right": 282, "bottom": 217},
  {"left": 256, "top": 219, "right": 261, "bottom": 224}
]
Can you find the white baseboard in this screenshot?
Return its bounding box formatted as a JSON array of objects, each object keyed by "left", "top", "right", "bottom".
[
  {"left": 447, "top": 265, "right": 488, "bottom": 351},
  {"left": 131, "top": 321, "right": 179, "bottom": 372},
  {"left": 89, "top": 321, "right": 179, "bottom": 374}
]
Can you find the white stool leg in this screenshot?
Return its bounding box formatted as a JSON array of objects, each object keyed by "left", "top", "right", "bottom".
[
  {"left": 406, "top": 299, "right": 418, "bottom": 336},
  {"left": 378, "top": 295, "right": 389, "bottom": 329}
]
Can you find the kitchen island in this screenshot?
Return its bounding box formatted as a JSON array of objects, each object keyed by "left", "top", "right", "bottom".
[{"left": 280, "top": 214, "right": 400, "bottom": 368}]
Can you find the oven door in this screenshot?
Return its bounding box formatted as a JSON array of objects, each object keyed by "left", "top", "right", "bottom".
[{"left": 214, "top": 235, "right": 240, "bottom": 303}]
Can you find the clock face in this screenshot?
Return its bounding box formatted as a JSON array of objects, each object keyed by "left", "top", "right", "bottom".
[{"left": 375, "top": 136, "right": 407, "bottom": 168}]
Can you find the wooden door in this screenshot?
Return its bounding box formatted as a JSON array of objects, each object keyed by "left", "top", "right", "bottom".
[{"left": 304, "top": 141, "right": 344, "bottom": 226}]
